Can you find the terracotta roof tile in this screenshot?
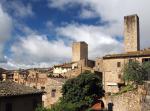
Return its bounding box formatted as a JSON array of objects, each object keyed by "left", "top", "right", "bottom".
[{"left": 0, "top": 81, "right": 43, "bottom": 97}]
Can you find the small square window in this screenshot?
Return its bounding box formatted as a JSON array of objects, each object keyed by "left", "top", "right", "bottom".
[
  {"left": 51, "top": 89, "right": 56, "bottom": 97},
  {"left": 118, "top": 74, "right": 122, "bottom": 79},
  {"left": 41, "top": 86, "right": 45, "bottom": 90},
  {"left": 117, "top": 62, "right": 121, "bottom": 67}
]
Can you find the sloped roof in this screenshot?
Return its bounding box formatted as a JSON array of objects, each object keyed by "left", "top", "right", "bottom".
[
  {"left": 54, "top": 63, "right": 72, "bottom": 68},
  {"left": 0, "top": 81, "right": 43, "bottom": 97},
  {"left": 103, "top": 50, "right": 150, "bottom": 59}
]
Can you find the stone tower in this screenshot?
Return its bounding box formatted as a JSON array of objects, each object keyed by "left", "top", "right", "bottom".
[
  {"left": 124, "top": 14, "right": 140, "bottom": 52},
  {"left": 72, "top": 41, "right": 88, "bottom": 62}
]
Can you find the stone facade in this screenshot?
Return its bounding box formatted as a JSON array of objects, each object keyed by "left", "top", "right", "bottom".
[
  {"left": 25, "top": 72, "right": 66, "bottom": 108},
  {"left": 103, "top": 82, "right": 150, "bottom": 111},
  {"left": 96, "top": 53, "right": 150, "bottom": 93},
  {"left": 94, "top": 14, "right": 150, "bottom": 93},
  {"left": 72, "top": 41, "right": 88, "bottom": 62},
  {"left": 124, "top": 14, "right": 140, "bottom": 52},
  {"left": 53, "top": 63, "right": 72, "bottom": 76}
]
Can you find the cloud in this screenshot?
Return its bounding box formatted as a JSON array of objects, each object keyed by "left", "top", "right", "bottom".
[
  {"left": 5, "top": 34, "right": 71, "bottom": 69},
  {"left": 2, "top": 1, "right": 34, "bottom": 18},
  {"left": 0, "top": 4, "right": 12, "bottom": 62},
  {"left": 57, "top": 23, "right": 123, "bottom": 59},
  {"left": 48, "top": 0, "right": 150, "bottom": 49},
  {"left": 48, "top": 0, "right": 82, "bottom": 9},
  {"left": 46, "top": 21, "right": 54, "bottom": 28},
  {"left": 79, "top": 8, "right": 98, "bottom": 19},
  {"left": 0, "top": 56, "right": 58, "bottom": 70}
]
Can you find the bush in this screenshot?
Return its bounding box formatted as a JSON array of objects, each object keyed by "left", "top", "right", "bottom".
[
  {"left": 61, "top": 72, "right": 104, "bottom": 111},
  {"left": 123, "top": 60, "right": 146, "bottom": 85}
]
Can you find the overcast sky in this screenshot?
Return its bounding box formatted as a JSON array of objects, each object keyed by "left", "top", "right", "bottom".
[{"left": 0, "top": 0, "right": 150, "bottom": 69}]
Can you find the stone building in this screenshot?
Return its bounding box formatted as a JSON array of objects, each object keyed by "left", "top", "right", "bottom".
[
  {"left": 95, "top": 14, "right": 150, "bottom": 93},
  {"left": 0, "top": 68, "right": 6, "bottom": 81},
  {"left": 0, "top": 81, "right": 43, "bottom": 111},
  {"left": 53, "top": 63, "right": 72, "bottom": 76},
  {"left": 72, "top": 41, "right": 88, "bottom": 62},
  {"left": 13, "top": 69, "right": 28, "bottom": 84},
  {"left": 124, "top": 14, "right": 140, "bottom": 52},
  {"left": 25, "top": 70, "right": 66, "bottom": 108},
  {"left": 52, "top": 41, "right": 95, "bottom": 78},
  {"left": 42, "top": 78, "right": 66, "bottom": 107}
]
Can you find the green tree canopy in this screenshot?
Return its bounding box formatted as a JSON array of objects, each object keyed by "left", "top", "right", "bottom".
[
  {"left": 123, "top": 60, "right": 149, "bottom": 85},
  {"left": 61, "top": 72, "right": 104, "bottom": 110},
  {"left": 142, "top": 62, "right": 150, "bottom": 80}
]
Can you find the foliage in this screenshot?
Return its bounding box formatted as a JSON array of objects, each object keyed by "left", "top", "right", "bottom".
[
  {"left": 112, "top": 84, "right": 135, "bottom": 96},
  {"left": 61, "top": 72, "right": 104, "bottom": 110},
  {"left": 142, "top": 62, "right": 150, "bottom": 80},
  {"left": 123, "top": 60, "right": 146, "bottom": 85},
  {"left": 49, "top": 102, "right": 80, "bottom": 111},
  {"left": 36, "top": 72, "right": 104, "bottom": 111},
  {"left": 36, "top": 105, "right": 50, "bottom": 111}
]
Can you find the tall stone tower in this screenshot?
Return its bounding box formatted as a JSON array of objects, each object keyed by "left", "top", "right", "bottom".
[
  {"left": 72, "top": 41, "right": 88, "bottom": 62},
  {"left": 124, "top": 14, "right": 140, "bottom": 52}
]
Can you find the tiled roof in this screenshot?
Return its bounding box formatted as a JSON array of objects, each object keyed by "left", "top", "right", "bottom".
[
  {"left": 0, "top": 81, "right": 44, "bottom": 97},
  {"left": 103, "top": 50, "right": 150, "bottom": 59},
  {"left": 54, "top": 63, "right": 72, "bottom": 68},
  {"left": 0, "top": 68, "right": 6, "bottom": 73}
]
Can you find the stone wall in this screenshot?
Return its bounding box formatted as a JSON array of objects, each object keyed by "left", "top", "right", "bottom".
[
  {"left": 141, "top": 81, "right": 150, "bottom": 111},
  {"left": 95, "top": 56, "right": 150, "bottom": 93},
  {"left": 124, "top": 14, "right": 140, "bottom": 52},
  {"left": 104, "top": 81, "right": 150, "bottom": 111},
  {"left": 104, "top": 90, "right": 141, "bottom": 111},
  {"left": 72, "top": 42, "right": 88, "bottom": 62}
]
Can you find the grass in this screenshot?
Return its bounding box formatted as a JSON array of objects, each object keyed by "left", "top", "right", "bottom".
[{"left": 112, "top": 84, "right": 136, "bottom": 96}]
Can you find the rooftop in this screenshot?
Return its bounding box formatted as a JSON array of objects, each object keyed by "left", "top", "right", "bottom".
[
  {"left": 54, "top": 62, "right": 73, "bottom": 68},
  {"left": 0, "top": 81, "right": 43, "bottom": 97},
  {"left": 103, "top": 50, "right": 150, "bottom": 59}
]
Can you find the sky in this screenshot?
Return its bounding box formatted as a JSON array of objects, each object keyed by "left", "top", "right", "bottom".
[{"left": 0, "top": 0, "right": 150, "bottom": 69}]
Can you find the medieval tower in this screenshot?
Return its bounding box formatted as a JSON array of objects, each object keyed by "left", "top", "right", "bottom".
[
  {"left": 124, "top": 14, "right": 140, "bottom": 52},
  {"left": 72, "top": 41, "right": 88, "bottom": 62}
]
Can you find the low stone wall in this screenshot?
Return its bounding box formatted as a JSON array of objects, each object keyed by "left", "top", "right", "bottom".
[
  {"left": 104, "top": 90, "right": 141, "bottom": 111},
  {"left": 104, "top": 81, "right": 150, "bottom": 111},
  {"left": 141, "top": 81, "right": 150, "bottom": 111}
]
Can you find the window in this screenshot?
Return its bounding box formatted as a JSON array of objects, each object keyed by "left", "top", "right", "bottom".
[
  {"left": 129, "top": 59, "right": 133, "bottom": 63},
  {"left": 51, "top": 89, "right": 56, "bottom": 97},
  {"left": 142, "top": 58, "right": 150, "bottom": 63},
  {"left": 41, "top": 86, "right": 45, "bottom": 90},
  {"left": 117, "top": 62, "right": 121, "bottom": 67},
  {"left": 6, "top": 103, "right": 12, "bottom": 111},
  {"left": 118, "top": 74, "right": 122, "bottom": 79}
]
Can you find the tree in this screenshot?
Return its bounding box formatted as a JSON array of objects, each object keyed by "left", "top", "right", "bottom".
[
  {"left": 36, "top": 72, "right": 104, "bottom": 111},
  {"left": 142, "top": 62, "right": 150, "bottom": 80},
  {"left": 61, "top": 72, "right": 104, "bottom": 110},
  {"left": 123, "top": 60, "right": 146, "bottom": 85}
]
